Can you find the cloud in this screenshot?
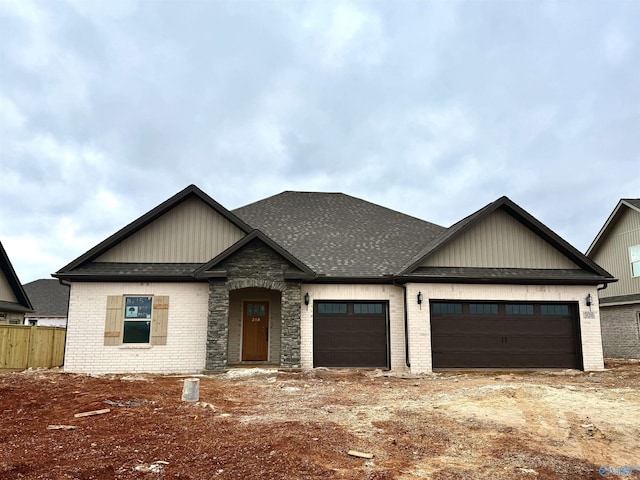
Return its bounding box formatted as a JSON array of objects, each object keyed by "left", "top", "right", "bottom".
[
  {"left": 602, "top": 30, "right": 631, "bottom": 66},
  {"left": 0, "top": 0, "right": 638, "bottom": 282},
  {"left": 298, "top": 3, "right": 386, "bottom": 68}
]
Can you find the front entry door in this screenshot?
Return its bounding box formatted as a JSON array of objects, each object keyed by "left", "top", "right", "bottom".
[{"left": 242, "top": 301, "right": 269, "bottom": 361}]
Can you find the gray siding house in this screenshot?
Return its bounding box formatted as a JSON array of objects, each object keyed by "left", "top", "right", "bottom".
[
  {"left": 54, "top": 185, "right": 614, "bottom": 374},
  {"left": 587, "top": 199, "right": 640, "bottom": 359}
]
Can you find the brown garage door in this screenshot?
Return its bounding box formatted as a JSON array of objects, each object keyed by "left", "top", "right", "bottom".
[
  {"left": 430, "top": 302, "right": 582, "bottom": 369},
  {"left": 313, "top": 302, "right": 389, "bottom": 368}
]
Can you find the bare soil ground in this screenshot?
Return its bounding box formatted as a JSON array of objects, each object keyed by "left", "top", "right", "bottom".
[{"left": 1, "top": 361, "right": 639, "bottom": 480}]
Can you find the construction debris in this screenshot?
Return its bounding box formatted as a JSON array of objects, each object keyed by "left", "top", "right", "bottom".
[
  {"left": 348, "top": 450, "right": 374, "bottom": 459},
  {"left": 47, "top": 425, "right": 78, "bottom": 430},
  {"left": 74, "top": 408, "right": 111, "bottom": 418}
]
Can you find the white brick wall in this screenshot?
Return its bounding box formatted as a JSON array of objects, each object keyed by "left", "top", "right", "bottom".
[
  {"left": 405, "top": 283, "right": 605, "bottom": 373},
  {"left": 65, "top": 282, "right": 209, "bottom": 374},
  {"left": 300, "top": 284, "right": 407, "bottom": 371}
]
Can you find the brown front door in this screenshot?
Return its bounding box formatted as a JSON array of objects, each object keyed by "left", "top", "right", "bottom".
[{"left": 242, "top": 301, "right": 269, "bottom": 361}]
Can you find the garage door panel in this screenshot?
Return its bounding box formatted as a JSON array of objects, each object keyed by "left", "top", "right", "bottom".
[
  {"left": 431, "top": 301, "right": 581, "bottom": 369},
  {"left": 314, "top": 350, "right": 388, "bottom": 368},
  {"left": 314, "top": 302, "right": 389, "bottom": 368},
  {"left": 434, "top": 352, "right": 580, "bottom": 368},
  {"left": 431, "top": 333, "right": 505, "bottom": 350},
  {"left": 315, "top": 333, "right": 387, "bottom": 351}
]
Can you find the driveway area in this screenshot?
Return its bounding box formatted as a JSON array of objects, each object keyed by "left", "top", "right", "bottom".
[{"left": 1, "top": 361, "right": 639, "bottom": 479}]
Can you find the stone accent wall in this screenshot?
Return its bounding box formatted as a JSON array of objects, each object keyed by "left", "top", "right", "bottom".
[
  {"left": 600, "top": 304, "right": 640, "bottom": 359},
  {"left": 281, "top": 282, "right": 302, "bottom": 368},
  {"left": 205, "top": 239, "right": 302, "bottom": 370},
  {"left": 205, "top": 281, "right": 229, "bottom": 370}
]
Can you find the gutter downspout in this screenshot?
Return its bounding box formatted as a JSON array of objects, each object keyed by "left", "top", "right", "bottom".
[{"left": 392, "top": 277, "right": 410, "bottom": 368}]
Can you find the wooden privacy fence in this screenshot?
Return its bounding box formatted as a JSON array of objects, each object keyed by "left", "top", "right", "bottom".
[{"left": 0, "top": 325, "right": 66, "bottom": 369}]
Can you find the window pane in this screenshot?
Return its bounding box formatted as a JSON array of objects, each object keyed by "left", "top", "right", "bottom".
[
  {"left": 123, "top": 321, "right": 151, "bottom": 343},
  {"left": 506, "top": 304, "right": 534, "bottom": 315},
  {"left": 470, "top": 304, "right": 498, "bottom": 315},
  {"left": 432, "top": 303, "right": 462, "bottom": 314},
  {"left": 633, "top": 261, "right": 640, "bottom": 277},
  {"left": 317, "top": 303, "right": 347, "bottom": 314},
  {"left": 125, "top": 296, "right": 153, "bottom": 319},
  {"left": 541, "top": 305, "right": 569, "bottom": 316},
  {"left": 354, "top": 303, "right": 383, "bottom": 314}
]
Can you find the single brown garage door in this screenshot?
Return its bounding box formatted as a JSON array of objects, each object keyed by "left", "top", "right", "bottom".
[
  {"left": 313, "top": 301, "right": 389, "bottom": 368},
  {"left": 430, "top": 301, "right": 582, "bottom": 369}
]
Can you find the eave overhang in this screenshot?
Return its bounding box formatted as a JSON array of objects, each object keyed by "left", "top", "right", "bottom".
[
  {"left": 52, "top": 273, "right": 204, "bottom": 283},
  {"left": 0, "top": 300, "right": 33, "bottom": 313}
]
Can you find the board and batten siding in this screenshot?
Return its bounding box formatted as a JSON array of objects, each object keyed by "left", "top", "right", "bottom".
[
  {"left": 0, "top": 272, "right": 18, "bottom": 303},
  {"left": 590, "top": 207, "right": 640, "bottom": 299},
  {"left": 95, "top": 197, "right": 246, "bottom": 263},
  {"left": 422, "top": 209, "right": 579, "bottom": 269},
  {"left": 64, "top": 282, "right": 209, "bottom": 374}
]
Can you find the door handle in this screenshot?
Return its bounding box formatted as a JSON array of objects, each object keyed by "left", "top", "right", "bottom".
[{"left": 265, "top": 327, "right": 269, "bottom": 341}]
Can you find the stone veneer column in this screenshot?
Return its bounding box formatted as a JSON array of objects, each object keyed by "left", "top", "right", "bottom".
[
  {"left": 280, "top": 282, "right": 302, "bottom": 368},
  {"left": 205, "top": 280, "right": 229, "bottom": 370}
]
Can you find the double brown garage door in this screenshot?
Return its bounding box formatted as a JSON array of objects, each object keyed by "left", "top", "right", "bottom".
[
  {"left": 313, "top": 302, "right": 389, "bottom": 368},
  {"left": 431, "top": 301, "right": 582, "bottom": 369}
]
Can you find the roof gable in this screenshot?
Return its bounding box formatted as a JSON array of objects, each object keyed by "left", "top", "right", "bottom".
[
  {"left": 586, "top": 199, "right": 640, "bottom": 258},
  {"left": 421, "top": 208, "right": 579, "bottom": 269},
  {"left": 195, "top": 230, "right": 315, "bottom": 280},
  {"left": 56, "top": 185, "right": 253, "bottom": 274},
  {"left": 0, "top": 241, "right": 33, "bottom": 312},
  {"left": 400, "top": 196, "right": 613, "bottom": 279}
]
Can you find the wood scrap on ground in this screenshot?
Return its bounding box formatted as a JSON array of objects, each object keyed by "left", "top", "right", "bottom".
[
  {"left": 348, "top": 450, "right": 374, "bottom": 459},
  {"left": 74, "top": 408, "right": 111, "bottom": 418},
  {"left": 47, "top": 425, "right": 78, "bottom": 430}
]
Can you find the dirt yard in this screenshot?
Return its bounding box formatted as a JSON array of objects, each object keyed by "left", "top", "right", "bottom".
[{"left": 1, "top": 361, "right": 639, "bottom": 480}]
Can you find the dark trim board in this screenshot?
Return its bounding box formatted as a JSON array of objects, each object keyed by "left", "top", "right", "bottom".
[
  {"left": 313, "top": 301, "right": 390, "bottom": 369},
  {"left": 430, "top": 301, "right": 583, "bottom": 369}
]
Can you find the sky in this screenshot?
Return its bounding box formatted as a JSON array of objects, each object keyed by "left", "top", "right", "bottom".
[{"left": 0, "top": 0, "right": 638, "bottom": 284}]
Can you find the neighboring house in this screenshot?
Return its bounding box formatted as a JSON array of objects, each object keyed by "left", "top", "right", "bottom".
[
  {"left": 586, "top": 199, "right": 640, "bottom": 359},
  {"left": 54, "top": 185, "right": 614, "bottom": 375},
  {"left": 0, "top": 241, "right": 33, "bottom": 324},
  {"left": 23, "top": 279, "right": 70, "bottom": 327}
]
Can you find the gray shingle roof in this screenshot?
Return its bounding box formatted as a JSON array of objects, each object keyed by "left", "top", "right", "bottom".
[
  {"left": 23, "top": 279, "right": 70, "bottom": 316},
  {"left": 64, "top": 263, "right": 202, "bottom": 278},
  {"left": 599, "top": 293, "right": 640, "bottom": 305},
  {"left": 234, "top": 192, "right": 445, "bottom": 277},
  {"left": 406, "top": 267, "right": 608, "bottom": 284},
  {"left": 623, "top": 199, "right": 640, "bottom": 209}
]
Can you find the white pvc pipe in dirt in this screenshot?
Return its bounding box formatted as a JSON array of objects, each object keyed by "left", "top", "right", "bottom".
[{"left": 181, "top": 378, "right": 200, "bottom": 402}]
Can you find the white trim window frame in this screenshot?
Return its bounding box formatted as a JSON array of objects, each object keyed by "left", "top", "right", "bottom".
[
  {"left": 630, "top": 245, "right": 640, "bottom": 278},
  {"left": 123, "top": 296, "right": 153, "bottom": 344}
]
